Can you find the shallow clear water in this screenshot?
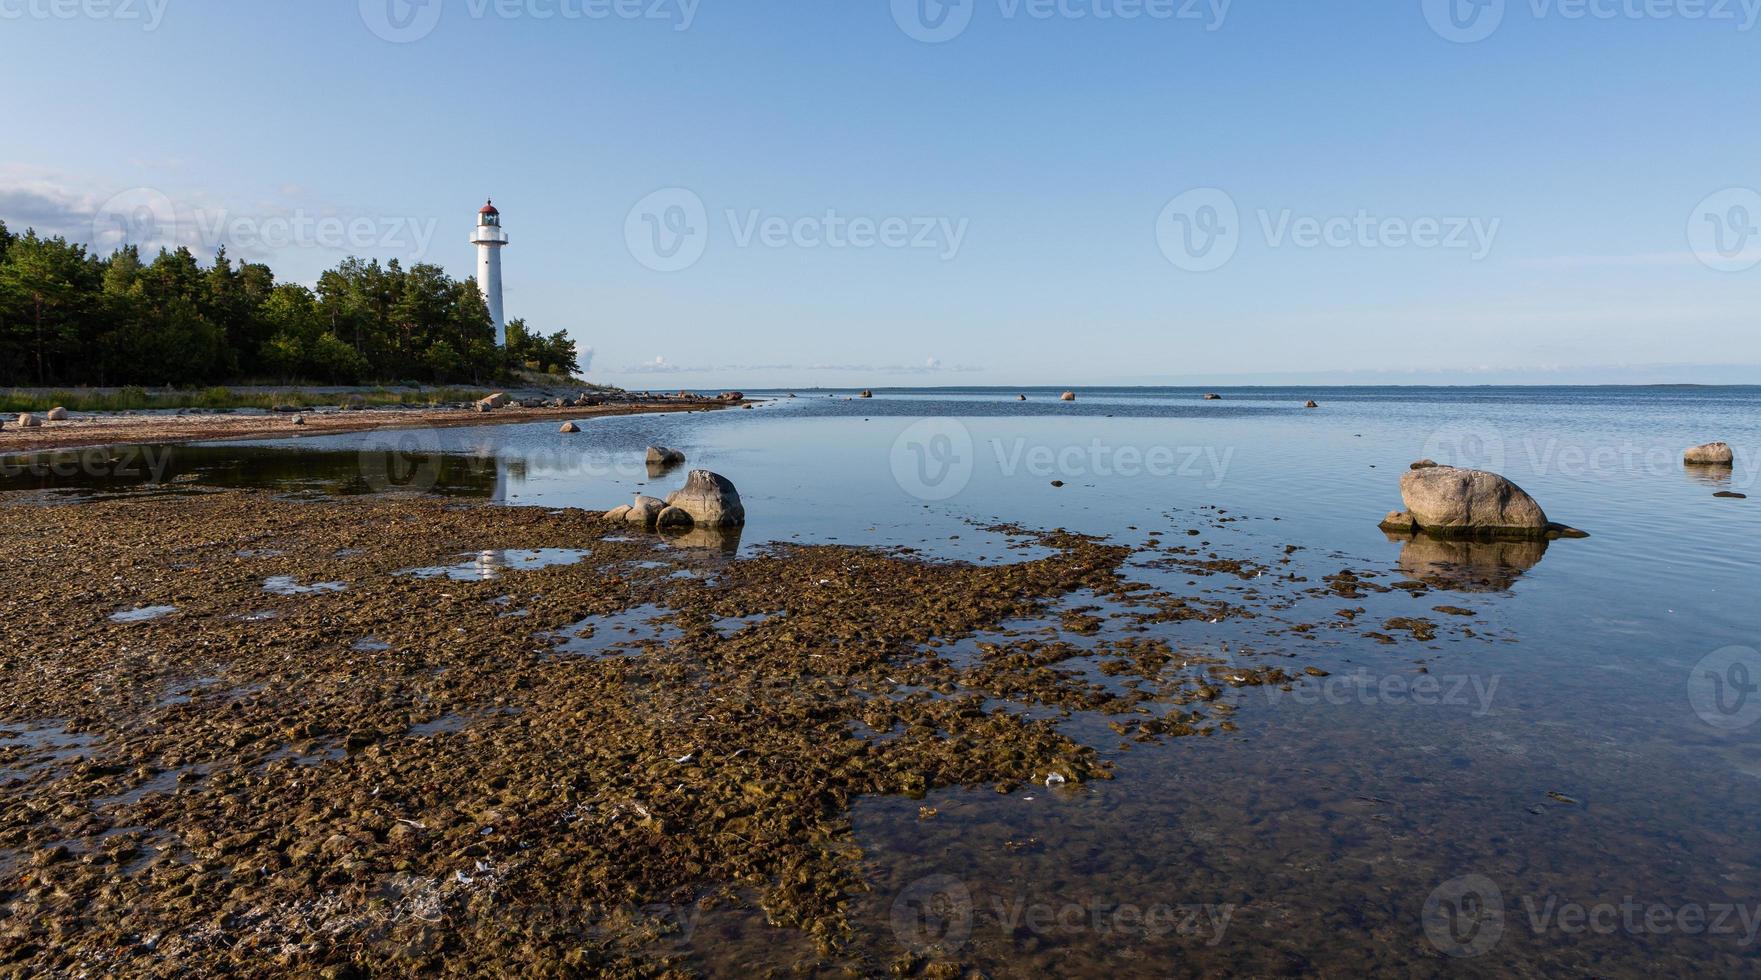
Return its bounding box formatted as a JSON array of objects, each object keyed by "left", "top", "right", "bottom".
[{"left": 6, "top": 385, "right": 1761, "bottom": 975}]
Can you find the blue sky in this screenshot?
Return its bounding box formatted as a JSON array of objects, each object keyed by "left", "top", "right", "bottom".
[{"left": 2, "top": 1, "right": 1758, "bottom": 387}]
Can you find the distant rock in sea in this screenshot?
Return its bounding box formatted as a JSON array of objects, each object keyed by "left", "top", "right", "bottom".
[{"left": 1684, "top": 442, "right": 1734, "bottom": 466}]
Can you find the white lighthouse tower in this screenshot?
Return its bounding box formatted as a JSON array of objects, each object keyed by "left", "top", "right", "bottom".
[{"left": 471, "top": 200, "right": 509, "bottom": 346}]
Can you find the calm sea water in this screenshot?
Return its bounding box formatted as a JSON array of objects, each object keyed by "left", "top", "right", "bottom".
[{"left": 7, "top": 385, "right": 1760, "bottom": 976}]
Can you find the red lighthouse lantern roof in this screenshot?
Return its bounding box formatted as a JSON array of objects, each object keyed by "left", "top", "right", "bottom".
[{"left": 479, "top": 200, "right": 499, "bottom": 215}]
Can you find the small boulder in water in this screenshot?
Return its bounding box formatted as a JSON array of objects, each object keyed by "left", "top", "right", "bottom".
[
  {"left": 46, "top": 406, "right": 68, "bottom": 421},
  {"left": 664, "top": 470, "right": 746, "bottom": 527},
  {"left": 1203, "top": 393, "right": 1222, "bottom": 401},
  {"left": 1304, "top": 400, "right": 1320, "bottom": 409},
  {"left": 1684, "top": 442, "right": 1734, "bottom": 466},
  {"left": 626, "top": 496, "right": 667, "bottom": 527},
  {"left": 17, "top": 413, "right": 41, "bottom": 428},
  {"left": 1061, "top": 392, "right": 1077, "bottom": 402},
  {"left": 560, "top": 422, "right": 580, "bottom": 433},
  {"left": 1382, "top": 465, "right": 1577, "bottom": 540},
  {"left": 647, "top": 446, "right": 686, "bottom": 467},
  {"left": 859, "top": 390, "right": 874, "bottom": 399}
]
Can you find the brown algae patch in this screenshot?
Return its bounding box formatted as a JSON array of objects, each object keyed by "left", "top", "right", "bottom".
[{"left": 0, "top": 490, "right": 1480, "bottom": 975}]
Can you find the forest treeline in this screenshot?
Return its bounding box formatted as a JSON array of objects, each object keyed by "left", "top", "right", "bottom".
[{"left": 0, "top": 220, "right": 579, "bottom": 387}]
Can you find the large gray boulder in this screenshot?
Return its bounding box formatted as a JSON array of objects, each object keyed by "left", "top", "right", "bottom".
[
  {"left": 1684, "top": 442, "right": 1734, "bottom": 466},
  {"left": 663, "top": 471, "right": 746, "bottom": 527},
  {"left": 1382, "top": 466, "right": 1550, "bottom": 539}
]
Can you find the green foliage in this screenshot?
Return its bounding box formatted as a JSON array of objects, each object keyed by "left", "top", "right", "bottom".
[
  {"left": 505, "top": 317, "right": 580, "bottom": 376},
  {"left": 0, "top": 227, "right": 567, "bottom": 387}
]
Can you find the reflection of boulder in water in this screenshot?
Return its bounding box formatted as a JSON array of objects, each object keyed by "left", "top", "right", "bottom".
[
  {"left": 1390, "top": 532, "right": 1549, "bottom": 593},
  {"left": 1683, "top": 464, "right": 1734, "bottom": 489},
  {"left": 659, "top": 523, "right": 743, "bottom": 555},
  {"left": 646, "top": 459, "right": 684, "bottom": 480}
]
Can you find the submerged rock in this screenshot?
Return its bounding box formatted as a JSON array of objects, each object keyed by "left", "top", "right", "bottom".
[
  {"left": 1684, "top": 442, "right": 1734, "bottom": 466},
  {"left": 663, "top": 471, "right": 746, "bottom": 527},
  {"left": 1382, "top": 466, "right": 1563, "bottom": 540}
]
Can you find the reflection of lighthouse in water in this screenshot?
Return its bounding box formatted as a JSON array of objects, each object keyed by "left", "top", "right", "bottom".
[{"left": 471, "top": 200, "right": 509, "bottom": 347}]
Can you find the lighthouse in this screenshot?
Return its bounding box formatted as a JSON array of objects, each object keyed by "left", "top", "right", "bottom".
[{"left": 471, "top": 200, "right": 509, "bottom": 346}]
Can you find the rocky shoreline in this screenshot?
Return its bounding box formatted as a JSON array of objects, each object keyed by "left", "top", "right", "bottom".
[
  {"left": 0, "top": 488, "right": 1483, "bottom": 976},
  {"left": 0, "top": 392, "right": 744, "bottom": 458}
]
